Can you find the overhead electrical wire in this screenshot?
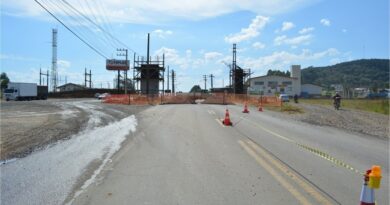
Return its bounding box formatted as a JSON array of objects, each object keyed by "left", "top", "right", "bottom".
[
  {"left": 34, "top": 0, "right": 108, "bottom": 59},
  {"left": 55, "top": 0, "right": 117, "bottom": 50},
  {"left": 81, "top": 0, "right": 117, "bottom": 49},
  {"left": 77, "top": 0, "right": 136, "bottom": 53},
  {"left": 44, "top": 0, "right": 112, "bottom": 52},
  {"left": 35, "top": 0, "right": 138, "bottom": 59}
]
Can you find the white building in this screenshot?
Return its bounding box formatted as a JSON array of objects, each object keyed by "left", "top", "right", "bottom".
[
  {"left": 57, "top": 83, "right": 85, "bottom": 92},
  {"left": 248, "top": 65, "right": 301, "bottom": 96},
  {"left": 301, "top": 84, "right": 322, "bottom": 96}
]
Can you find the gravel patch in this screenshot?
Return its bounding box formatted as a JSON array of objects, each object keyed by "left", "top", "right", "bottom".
[
  {"left": 0, "top": 99, "right": 149, "bottom": 161},
  {"left": 267, "top": 102, "right": 389, "bottom": 138}
]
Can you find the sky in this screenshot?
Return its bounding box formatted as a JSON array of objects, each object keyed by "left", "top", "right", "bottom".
[{"left": 1, "top": 0, "right": 389, "bottom": 92}]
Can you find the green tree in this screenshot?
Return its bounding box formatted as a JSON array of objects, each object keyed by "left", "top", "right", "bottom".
[
  {"left": 189, "top": 85, "right": 202, "bottom": 93},
  {"left": 0, "top": 72, "right": 10, "bottom": 90}
]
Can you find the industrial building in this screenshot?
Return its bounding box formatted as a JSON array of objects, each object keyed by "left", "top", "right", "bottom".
[
  {"left": 247, "top": 65, "right": 301, "bottom": 96},
  {"left": 57, "top": 83, "right": 85, "bottom": 92},
  {"left": 301, "top": 84, "right": 323, "bottom": 97}
]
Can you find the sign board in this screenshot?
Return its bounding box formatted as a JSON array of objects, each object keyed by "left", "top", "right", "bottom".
[{"left": 106, "top": 59, "right": 130, "bottom": 71}]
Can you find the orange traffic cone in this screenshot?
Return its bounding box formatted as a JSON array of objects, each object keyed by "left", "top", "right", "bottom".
[
  {"left": 242, "top": 102, "right": 249, "bottom": 113},
  {"left": 222, "top": 109, "right": 233, "bottom": 126},
  {"left": 258, "top": 104, "right": 263, "bottom": 112},
  {"left": 360, "top": 170, "right": 375, "bottom": 205}
]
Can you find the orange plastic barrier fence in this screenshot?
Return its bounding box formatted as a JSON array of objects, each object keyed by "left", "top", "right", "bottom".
[{"left": 104, "top": 93, "right": 282, "bottom": 107}]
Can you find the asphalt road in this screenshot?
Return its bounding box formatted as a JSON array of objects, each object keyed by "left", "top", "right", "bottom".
[{"left": 72, "top": 104, "right": 389, "bottom": 205}]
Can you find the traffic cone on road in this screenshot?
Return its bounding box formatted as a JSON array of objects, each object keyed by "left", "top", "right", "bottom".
[
  {"left": 360, "top": 170, "right": 376, "bottom": 205},
  {"left": 242, "top": 102, "right": 249, "bottom": 113},
  {"left": 222, "top": 109, "right": 233, "bottom": 126},
  {"left": 258, "top": 104, "right": 263, "bottom": 112}
]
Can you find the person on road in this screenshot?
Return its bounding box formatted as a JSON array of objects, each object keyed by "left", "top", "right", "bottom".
[
  {"left": 294, "top": 94, "right": 299, "bottom": 103},
  {"left": 333, "top": 92, "right": 341, "bottom": 110}
]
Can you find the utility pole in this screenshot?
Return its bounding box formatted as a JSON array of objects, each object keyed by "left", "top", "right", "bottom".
[
  {"left": 209, "top": 74, "right": 214, "bottom": 89},
  {"left": 167, "top": 66, "right": 170, "bottom": 93},
  {"left": 84, "top": 68, "right": 92, "bottom": 88},
  {"left": 117, "top": 48, "right": 128, "bottom": 94},
  {"left": 51, "top": 28, "right": 58, "bottom": 92},
  {"left": 171, "top": 70, "right": 175, "bottom": 94},
  {"left": 203, "top": 75, "right": 207, "bottom": 91},
  {"left": 146, "top": 33, "right": 150, "bottom": 95},
  {"left": 39, "top": 67, "right": 49, "bottom": 86},
  {"left": 232, "top": 43, "right": 237, "bottom": 93}
]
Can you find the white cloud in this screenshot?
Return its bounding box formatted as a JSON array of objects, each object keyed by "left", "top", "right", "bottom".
[
  {"left": 281, "top": 22, "right": 295, "bottom": 31},
  {"left": 2, "top": 0, "right": 318, "bottom": 23},
  {"left": 298, "top": 27, "right": 314, "bottom": 34},
  {"left": 252, "top": 42, "right": 265, "bottom": 49},
  {"left": 274, "top": 34, "right": 312, "bottom": 46},
  {"left": 320, "top": 18, "right": 331, "bottom": 26},
  {"left": 224, "top": 15, "right": 270, "bottom": 43},
  {"left": 152, "top": 29, "right": 173, "bottom": 38},
  {"left": 242, "top": 48, "right": 340, "bottom": 73},
  {"left": 0, "top": 54, "right": 41, "bottom": 62},
  {"left": 58, "top": 60, "right": 71, "bottom": 69},
  {"left": 204, "top": 52, "right": 223, "bottom": 62},
  {"left": 154, "top": 47, "right": 205, "bottom": 70}
]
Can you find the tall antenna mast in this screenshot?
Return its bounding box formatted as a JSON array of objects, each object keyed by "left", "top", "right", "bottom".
[{"left": 51, "top": 29, "right": 58, "bottom": 92}]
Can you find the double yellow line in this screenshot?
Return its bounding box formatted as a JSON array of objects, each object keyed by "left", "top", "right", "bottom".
[
  {"left": 241, "top": 116, "right": 363, "bottom": 175},
  {"left": 239, "top": 139, "right": 334, "bottom": 205}
]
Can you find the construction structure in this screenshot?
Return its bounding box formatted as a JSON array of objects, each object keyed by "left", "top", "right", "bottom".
[
  {"left": 133, "top": 33, "right": 165, "bottom": 95},
  {"left": 84, "top": 68, "right": 92, "bottom": 88},
  {"left": 220, "top": 44, "right": 251, "bottom": 94},
  {"left": 230, "top": 44, "right": 250, "bottom": 94},
  {"left": 51, "top": 28, "right": 58, "bottom": 92}
]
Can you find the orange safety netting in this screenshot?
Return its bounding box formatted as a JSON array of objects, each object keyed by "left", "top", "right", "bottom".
[{"left": 104, "top": 93, "right": 282, "bottom": 107}]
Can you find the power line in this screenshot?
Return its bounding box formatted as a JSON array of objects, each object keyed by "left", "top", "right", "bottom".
[
  {"left": 35, "top": 0, "right": 108, "bottom": 59},
  {"left": 49, "top": 0, "right": 115, "bottom": 52},
  {"left": 63, "top": 0, "right": 136, "bottom": 54}
]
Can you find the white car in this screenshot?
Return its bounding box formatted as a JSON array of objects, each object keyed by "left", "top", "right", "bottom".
[
  {"left": 279, "top": 94, "right": 290, "bottom": 102},
  {"left": 98, "top": 93, "right": 110, "bottom": 100}
]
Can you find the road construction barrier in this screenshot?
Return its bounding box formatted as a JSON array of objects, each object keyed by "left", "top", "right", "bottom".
[
  {"left": 104, "top": 93, "right": 282, "bottom": 107},
  {"left": 242, "top": 102, "right": 249, "bottom": 113},
  {"left": 222, "top": 109, "right": 233, "bottom": 126},
  {"left": 360, "top": 166, "right": 381, "bottom": 205}
]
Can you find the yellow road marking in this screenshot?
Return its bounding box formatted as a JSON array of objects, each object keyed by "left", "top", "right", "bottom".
[
  {"left": 238, "top": 140, "right": 312, "bottom": 205},
  {"left": 241, "top": 117, "right": 293, "bottom": 142},
  {"left": 240, "top": 116, "right": 363, "bottom": 175},
  {"left": 246, "top": 140, "right": 333, "bottom": 205}
]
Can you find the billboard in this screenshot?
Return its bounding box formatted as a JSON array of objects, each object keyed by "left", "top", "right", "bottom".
[{"left": 106, "top": 59, "right": 130, "bottom": 71}]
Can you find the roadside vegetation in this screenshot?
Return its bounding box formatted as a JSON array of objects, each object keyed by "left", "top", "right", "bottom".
[
  {"left": 300, "top": 98, "right": 389, "bottom": 115},
  {"left": 263, "top": 103, "right": 304, "bottom": 114}
]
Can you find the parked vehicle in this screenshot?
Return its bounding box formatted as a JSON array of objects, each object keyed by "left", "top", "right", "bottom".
[
  {"left": 94, "top": 93, "right": 101, "bottom": 98},
  {"left": 279, "top": 94, "right": 290, "bottom": 102},
  {"left": 98, "top": 93, "right": 110, "bottom": 100},
  {"left": 3, "top": 82, "right": 48, "bottom": 101}
]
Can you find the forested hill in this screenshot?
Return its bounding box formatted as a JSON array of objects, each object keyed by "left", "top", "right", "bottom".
[{"left": 301, "top": 59, "right": 389, "bottom": 88}]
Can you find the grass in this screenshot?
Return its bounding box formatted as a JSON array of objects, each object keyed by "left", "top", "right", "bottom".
[
  {"left": 281, "top": 103, "right": 304, "bottom": 114},
  {"left": 262, "top": 103, "right": 304, "bottom": 114},
  {"left": 300, "top": 98, "right": 389, "bottom": 115}
]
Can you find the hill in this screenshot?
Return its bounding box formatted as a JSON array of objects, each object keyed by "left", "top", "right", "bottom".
[{"left": 301, "top": 59, "right": 389, "bottom": 89}]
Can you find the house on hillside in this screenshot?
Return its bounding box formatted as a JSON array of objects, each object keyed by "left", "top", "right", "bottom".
[
  {"left": 247, "top": 65, "right": 301, "bottom": 96},
  {"left": 57, "top": 83, "right": 85, "bottom": 92}
]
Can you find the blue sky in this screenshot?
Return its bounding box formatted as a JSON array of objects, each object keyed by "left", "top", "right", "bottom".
[{"left": 1, "top": 0, "right": 389, "bottom": 91}]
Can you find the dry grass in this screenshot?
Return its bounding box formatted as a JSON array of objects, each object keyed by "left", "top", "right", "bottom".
[{"left": 300, "top": 98, "right": 389, "bottom": 115}]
